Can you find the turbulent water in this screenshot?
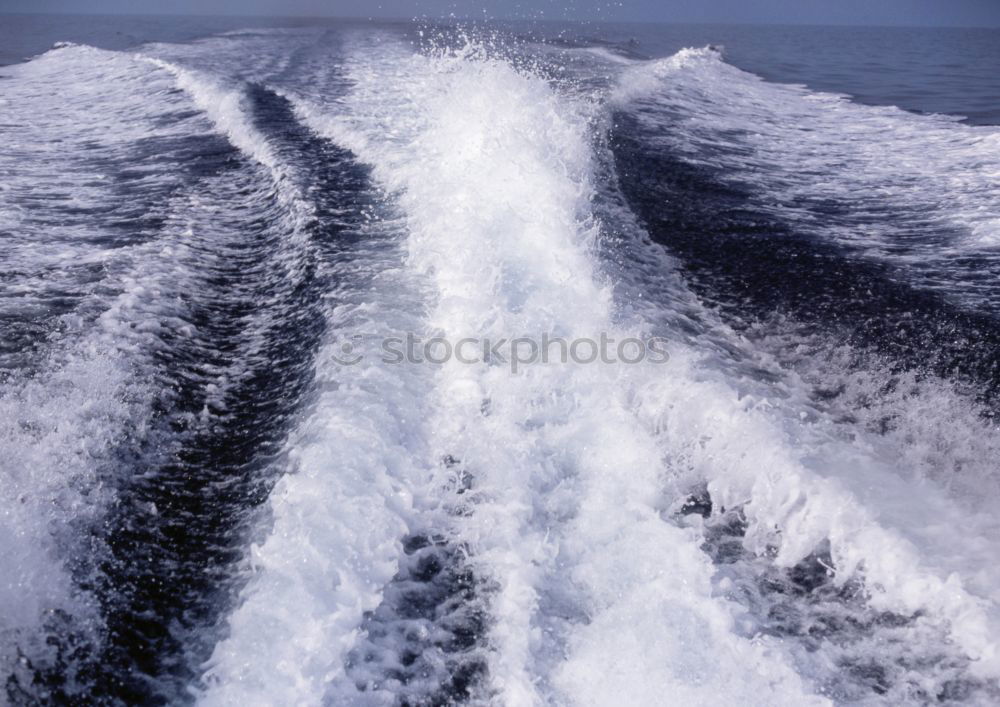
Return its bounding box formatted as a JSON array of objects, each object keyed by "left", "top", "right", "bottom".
[{"left": 2, "top": 16, "right": 1000, "bottom": 706}]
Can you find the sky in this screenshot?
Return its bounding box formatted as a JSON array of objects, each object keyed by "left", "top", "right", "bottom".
[{"left": 1, "top": 0, "right": 999, "bottom": 26}]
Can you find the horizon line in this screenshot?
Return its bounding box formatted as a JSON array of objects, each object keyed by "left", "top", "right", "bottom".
[{"left": 1, "top": 10, "right": 998, "bottom": 30}]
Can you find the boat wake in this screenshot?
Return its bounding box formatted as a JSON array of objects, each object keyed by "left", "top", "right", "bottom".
[{"left": 2, "top": 26, "right": 999, "bottom": 706}]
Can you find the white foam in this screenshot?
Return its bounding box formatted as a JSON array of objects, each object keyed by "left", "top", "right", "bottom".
[
  {"left": 612, "top": 47, "right": 1000, "bottom": 306},
  {"left": 197, "top": 213, "right": 436, "bottom": 705},
  {"left": 0, "top": 40, "right": 328, "bottom": 694},
  {"left": 264, "top": 37, "right": 829, "bottom": 704},
  {"left": 0, "top": 43, "right": 199, "bottom": 688},
  {"left": 319, "top": 37, "right": 1000, "bottom": 700},
  {"left": 143, "top": 56, "right": 315, "bottom": 231},
  {"left": 597, "top": 58, "right": 1000, "bottom": 701},
  {"left": 0, "top": 351, "right": 146, "bottom": 690},
  {"left": 0, "top": 44, "right": 205, "bottom": 356},
  {"left": 8, "top": 32, "right": 998, "bottom": 704}
]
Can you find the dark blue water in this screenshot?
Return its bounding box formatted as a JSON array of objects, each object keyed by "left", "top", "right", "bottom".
[
  {"left": 571, "top": 22, "right": 1000, "bottom": 125},
  {"left": 4, "top": 15, "right": 998, "bottom": 124}
]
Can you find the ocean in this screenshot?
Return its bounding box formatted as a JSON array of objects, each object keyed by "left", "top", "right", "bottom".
[{"left": 1, "top": 13, "right": 999, "bottom": 705}]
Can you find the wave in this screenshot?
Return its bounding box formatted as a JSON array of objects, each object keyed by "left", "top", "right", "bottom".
[
  {"left": 0, "top": 43, "right": 209, "bottom": 695},
  {"left": 154, "top": 34, "right": 1000, "bottom": 705},
  {"left": 0, "top": 41, "right": 358, "bottom": 702},
  {"left": 612, "top": 47, "right": 1000, "bottom": 308},
  {"left": 606, "top": 47, "right": 1000, "bottom": 699},
  {"left": 199, "top": 37, "right": 842, "bottom": 705}
]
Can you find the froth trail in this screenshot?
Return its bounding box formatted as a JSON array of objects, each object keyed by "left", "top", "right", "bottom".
[
  {"left": 1, "top": 40, "right": 374, "bottom": 703},
  {"left": 3, "top": 28, "right": 1000, "bottom": 707},
  {"left": 209, "top": 36, "right": 827, "bottom": 705},
  {"left": 606, "top": 45, "right": 1000, "bottom": 702}
]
